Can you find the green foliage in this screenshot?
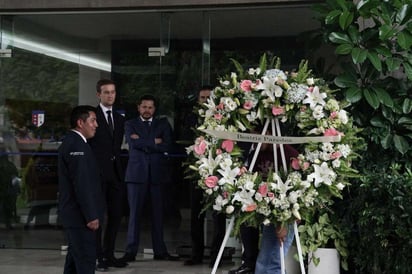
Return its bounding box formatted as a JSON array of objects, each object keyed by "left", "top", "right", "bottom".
[
  {"left": 311, "top": 0, "right": 412, "bottom": 273},
  {"left": 344, "top": 163, "right": 412, "bottom": 274}
]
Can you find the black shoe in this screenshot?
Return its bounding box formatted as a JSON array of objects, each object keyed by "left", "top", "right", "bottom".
[
  {"left": 184, "top": 258, "right": 203, "bottom": 265},
  {"left": 228, "top": 264, "right": 254, "bottom": 274},
  {"left": 120, "top": 253, "right": 136, "bottom": 263},
  {"left": 153, "top": 253, "right": 180, "bottom": 261},
  {"left": 106, "top": 257, "right": 128, "bottom": 268},
  {"left": 95, "top": 261, "right": 108, "bottom": 272}
]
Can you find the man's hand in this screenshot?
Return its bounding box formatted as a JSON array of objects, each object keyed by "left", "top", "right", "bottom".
[
  {"left": 87, "top": 219, "right": 99, "bottom": 231},
  {"left": 155, "top": 138, "right": 163, "bottom": 144},
  {"left": 276, "top": 225, "right": 288, "bottom": 243},
  {"left": 130, "top": 134, "right": 139, "bottom": 139}
]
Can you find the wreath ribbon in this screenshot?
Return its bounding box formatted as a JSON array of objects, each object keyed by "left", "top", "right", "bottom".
[{"left": 200, "top": 129, "right": 341, "bottom": 144}]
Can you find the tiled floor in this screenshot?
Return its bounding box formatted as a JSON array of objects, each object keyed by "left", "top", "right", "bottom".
[{"left": 0, "top": 208, "right": 240, "bottom": 274}]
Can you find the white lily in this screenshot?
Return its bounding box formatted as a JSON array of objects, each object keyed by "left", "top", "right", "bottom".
[{"left": 302, "top": 86, "right": 326, "bottom": 109}]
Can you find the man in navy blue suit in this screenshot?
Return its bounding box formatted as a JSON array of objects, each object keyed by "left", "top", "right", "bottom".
[
  {"left": 58, "top": 105, "right": 104, "bottom": 274},
  {"left": 121, "top": 94, "right": 179, "bottom": 262},
  {"left": 88, "top": 79, "right": 127, "bottom": 271}
]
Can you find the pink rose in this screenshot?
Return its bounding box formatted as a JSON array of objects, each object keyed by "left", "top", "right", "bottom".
[
  {"left": 240, "top": 80, "right": 252, "bottom": 92},
  {"left": 324, "top": 128, "right": 342, "bottom": 136},
  {"left": 267, "top": 192, "right": 275, "bottom": 199},
  {"left": 258, "top": 183, "right": 268, "bottom": 197},
  {"left": 194, "top": 140, "right": 207, "bottom": 155},
  {"left": 331, "top": 151, "right": 342, "bottom": 159},
  {"left": 272, "top": 106, "right": 285, "bottom": 116},
  {"left": 291, "top": 158, "right": 301, "bottom": 170},
  {"left": 243, "top": 101, "right": 253, "bottom": 110},
  {"left": 245, "top": 204, "right": 257, "bottom": 212},
  {"left": 221, "top": 139, "right": 234, "bottom": 153},
  {"left": 204, "top": 176, "right": 218, "bottom": 188},
  {"left": 330, "top": 111, "right": 338, "bottom": 119},
  {"left": 214, "top": 113, "right": 223, "bottom": 120},
  {"left": 217, "top": 103, "right": 224, "bottom": 110}
]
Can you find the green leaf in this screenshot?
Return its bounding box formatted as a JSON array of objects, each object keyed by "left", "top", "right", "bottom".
[
  {"left": 375, "top": 46, "right": 392, "bottom": 57},
  {"left": 367, "top": 51, "right": 382, "bottom": 71},
  {"left": 379, "top": 25, "right": 396, "bottom": 40},
  {"left": 386, "top": 58, "right": 401, "bottom": 72},
  {"left": 381, "top": 133, "right": 393, "bottom": 149},
  {"left": 396, "top": 4, "right": 410, "bottom": 24},
  {"left": 373, "top": 87, "right": 393, "bottom": 107},
  {"left": 347, "top": 25, "right": 361, "bottom": 44},
  {"left": 325, "top": 10, "right": 341, "bottom": 24},
  {"left": 370, "top": 116, "right": 387, "bottom": 128},
  {"left": 363, "top": 88, "right": 380, "bottom": 109},
  {"left": 403, "top": 62, "right": 412, "bottom": 81},
  {"left": 345, "top": 87, "right": 363, "bottom": 103},
  {"left": 334, "top": 74, "right": 358, "bottom": 88},
  {"left": 393, "top": 134, "right": 410, "bottom": 154},
  {"left": 397, "top": 31, "right": 412, "bottom": 50},
  {"left": 329, "top": 32, "right": 352, "bottom": 44},
  {"left": 336, "top": 43, "right": 353, "bottom": 55},
  {"left": 230, "top": 58, "right": 244, "bottom": 77},
  {"left": 398, "top": 117, "right": 412, "bottom": 125},
  {"left": 402, "top": 98, "right": 412, "bottom": 114},
  {"left": 351, "top": 47, "right": 368, "bottom": 64},
  {"left": 339, "top": 11, "right": 354, "bottom": 30},
  {"left": 259, "top": 53, "right": 268, "bottom": 73}
]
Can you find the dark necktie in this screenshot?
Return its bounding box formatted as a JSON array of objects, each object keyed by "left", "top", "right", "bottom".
[
  {"left": 106, "top": 110, "right": 114, "bottom": 134},
  {"left": 143, "top": 120, "right": 151, "bottom": 131}
]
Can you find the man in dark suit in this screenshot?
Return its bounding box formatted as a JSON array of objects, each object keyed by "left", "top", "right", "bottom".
[
  {"left": 88, "top": 79, "right": 127, "bottom": 271},
  {"left": 58, "top": 105, "right": 104, "bottom": 274},
  {"left": 121, "top": 94, "right": 179, "bottom": 262}
]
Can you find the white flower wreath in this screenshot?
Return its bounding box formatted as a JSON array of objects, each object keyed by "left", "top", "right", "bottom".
[{"left": 187, "top": 55, "right": 360, "bottom": 230}]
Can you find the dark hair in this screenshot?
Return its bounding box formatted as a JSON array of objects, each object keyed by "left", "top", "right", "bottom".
[
  {"left": 96, "top": 79, "right": 115, "bottom": 93},
  {"left": 200, "top": 85, "right": 214, "bottom": 92},
  {"left": 70, "top": 105, "right": 96, "bottom": 129},
  {"left": 138, "top": 94, "right": 157, "bottom": 107}
]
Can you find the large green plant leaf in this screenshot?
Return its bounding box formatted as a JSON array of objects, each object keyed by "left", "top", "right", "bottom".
[
  {"left": 381, "top": 133, "right": 393, "bottom": 149},
  {"left": 370, "top": 116, "right": 387, "bottom": 128},
  {"left": 329, "top": 32, "right": 352, "bottom": 44},
  {"left": 367, "top": 51, "right": 382, "bottom": 71},
  {"left": 326, "top": 10, "right": 342, "bottom": 24},
  {"left": 335, "top": 73, "right": 358, "bottom": 88},
  {"left": 336, "top": 43, "right": 353, "bottom": 54},
  {"left": 345, "top": 87, "right": 363, "bottom": 103},
  {"left": 339, "top": 11, "right": 354, "bottom": 30},
  {"left": 398, "top": 116, "right": 412, "bottom": 125},
  {"left": 379, "top": 25, "right": 396, "bottom": 40},
  {"left": 352, "top": 47, "right": 368, "bottom": 64},
  {"left": 363, "top": 88, "right": 380, "bottom": 109},
  {"left": 386, "top": 57, "right": 401, "bottom": 71},
  {"left": 373, "top": 87, "right": 393, "bottom": 107},
  {"left": 393, "top": 134, "right": 410, "bottom": 154},
  {"left": 396, "top": 4, "right": 411, "bottom": 24},
  {"left": 397, "top": 31, "right": 412, "bottom": 50},
  {"left": 403, "top": 62, "right": 412, "bottom": 80},
  {"left": 402, "top": 98, "right": 412, "bottom": 114}
]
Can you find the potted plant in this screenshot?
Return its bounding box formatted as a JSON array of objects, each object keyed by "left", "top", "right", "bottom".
[{"left": 298, "top": 207, "right": 349, "bottom": 273}]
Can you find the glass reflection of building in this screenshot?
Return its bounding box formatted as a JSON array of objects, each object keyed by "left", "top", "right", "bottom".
[{"left": 0, "top": 1, "right": 319, "bottom": 249}]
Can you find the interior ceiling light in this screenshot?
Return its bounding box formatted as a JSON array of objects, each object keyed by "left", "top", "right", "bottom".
[{"left": 2, "top": 31, "right": 111, "bottom": 72}]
